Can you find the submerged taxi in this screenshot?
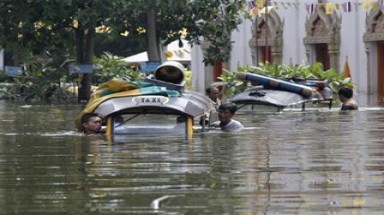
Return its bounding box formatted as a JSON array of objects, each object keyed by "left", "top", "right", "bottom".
[
  {"left": 75, "top": 61, "right": 213, "bottom": 141},
  {"left": 230, "top": 72, "right": 334, "bottom": 111}
]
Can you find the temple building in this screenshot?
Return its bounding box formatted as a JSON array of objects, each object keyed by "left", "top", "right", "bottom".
[{"left": 191, "top": 0, "right": 384, "bottom": 105}]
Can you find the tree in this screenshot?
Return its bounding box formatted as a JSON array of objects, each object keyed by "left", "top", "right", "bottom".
[
  {"left": 186, "top": 0, "right": 246, "bottom": 64},
  {"left": 185, "top": 0, "right": 246, "bottom": 80},
  {"left": 0, "top": 0, "right": 73, "bottom": 63},
  {"left": 0, "top": 0, "right": 128, "bottom": 102},
  {"left": 108, "top": 0, "right": 247, "bottom": 76},
  {"left": 0, "top": 0, "right": 247, "bottom": 101},
  {"left": 107, "top": 0, "right": 247, "bottom": 79},
  {"left": 106, "top": 0, "right": 192, "bottom": 62}
]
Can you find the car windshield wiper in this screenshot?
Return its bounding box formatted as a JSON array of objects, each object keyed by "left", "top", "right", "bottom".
[{"left": 115, "top": 113, "right": 141, "bottom": 128}]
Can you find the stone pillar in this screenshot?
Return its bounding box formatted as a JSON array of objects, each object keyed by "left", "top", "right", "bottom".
[
  {"left": 365, "top": 44, "right": 372, "bottom": 95},
  {"left": 271, "top": 43, "right": 282, "bottom": 64},
  {"left": 249, "top": 38, "right": 261, "bottom": 65},
  {"left": 328, "top": 43, "right": 340, "bottom": 71},
  {"left": 191, "top": 42, "right": 206, "bottom": 94},
  {"left": 304, "top": 44, "right": 313, "bottom": 65},
  {"left": 199, "top": 41, "right": 217, "bottom": 90}
]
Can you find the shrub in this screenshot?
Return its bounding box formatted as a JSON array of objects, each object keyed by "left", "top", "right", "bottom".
[
  {"left": 216, "top": 62, "right": 355, "bottom": 97},
  {"left": 93, "top": 52, "right": 144, "bottom": 84}
]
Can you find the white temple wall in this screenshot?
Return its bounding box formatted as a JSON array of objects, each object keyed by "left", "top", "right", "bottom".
[
  {"left": 339, "top": 6, "right": 368, "bottom": 94},
  {"left": 279, "top": 0, "right": 308, "bottom": 66},
  {"left": 229, "top": 19, "right": 253, "bottom": 71},
  {"left": 192, "top": 1, "right": 375, "bottom": 96}
]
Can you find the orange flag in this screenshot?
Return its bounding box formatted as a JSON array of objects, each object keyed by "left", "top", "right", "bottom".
[{"left": 343, "top": 56, "right": 351, "bottom": 79}]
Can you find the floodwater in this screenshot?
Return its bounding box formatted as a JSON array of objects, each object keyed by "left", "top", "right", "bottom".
[{"left": 1, "top": 97, "right": 384, "bottom": 214}]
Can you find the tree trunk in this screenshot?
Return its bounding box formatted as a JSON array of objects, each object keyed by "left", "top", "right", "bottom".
[
  {"left": 213, "top": 61, "right": 223, "bottom": 81},
  {"left": 146, "top": 9, "right": 161, "bottom": 62},
  {"left": 76, "top": 27, "right": 95, "bottom": 103},
  {"left": 85, "top": 28, "right": 95, "bottom": 63}
]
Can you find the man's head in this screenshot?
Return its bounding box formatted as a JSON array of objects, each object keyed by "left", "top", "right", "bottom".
[
  {"left": 217, "top": 103, "right": 237, "bottom": 124},
  {"left": 81, "top": 113, "right": 103, "bottom": 134},
  {"left": 338, "top": 87, "right": 353, "bottom": 102},
  {"left": 206, "top": 86, "right": 220, "bottom": 102}
]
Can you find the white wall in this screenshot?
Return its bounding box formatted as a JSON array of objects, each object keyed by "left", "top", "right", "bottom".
[
  {"left": 339, "top": 5, "right": 368, "bottom": 94},
  {"left": 229, "top": 19, "right": 253, "bottom": 70},
  {"left": 280, "top": 0, "right": 309, "bottom": 66},
  {"left": 192, "top": 1, "right": 373, "bottom": 95}
]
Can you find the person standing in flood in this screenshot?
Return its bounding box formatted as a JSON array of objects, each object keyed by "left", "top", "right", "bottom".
[
  {"left": 338, "top": 87, "right": 358, "bottom": 110},
  {"left": 206, "top": 86, "right": 222, "bottom": 109},
  {"left": 211, "top": 103, "right": 244, "bottom": 132},
  {"left": 200, "top": 86, "right": 222, "bottom": 127}
]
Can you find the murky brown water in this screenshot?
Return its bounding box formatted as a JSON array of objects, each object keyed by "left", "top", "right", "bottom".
[{"left": 1, "top": 99, "right": 384, "bottom": 214}]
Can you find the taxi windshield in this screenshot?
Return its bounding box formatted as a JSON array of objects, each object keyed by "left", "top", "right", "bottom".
[{"left": 112, "top": 113, "right": 187, "bottom": 136}]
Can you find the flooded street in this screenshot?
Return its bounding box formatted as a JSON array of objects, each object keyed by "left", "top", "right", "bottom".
[{"left": 1, "top": 99, "right": 384, "bottom": 214}]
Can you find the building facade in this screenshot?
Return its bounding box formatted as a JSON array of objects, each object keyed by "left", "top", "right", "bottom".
[{"left": 191, "top": 0, "right": 384, "bottom": 104}]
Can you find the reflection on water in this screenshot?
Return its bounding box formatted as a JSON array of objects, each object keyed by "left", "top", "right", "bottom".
[{"left": 1, "top": 100, "right": 384, "bottom": 214}]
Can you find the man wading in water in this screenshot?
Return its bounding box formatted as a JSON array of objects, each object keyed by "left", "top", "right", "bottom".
[
  {"left": 338, "top": 87, "right": 358, "bottom": 110},
  {"left": 81, "top": 113, "right": 104, "bottom": 135},
  {"left": 211, "top": 103, "right": 244, "bottom": 132}
]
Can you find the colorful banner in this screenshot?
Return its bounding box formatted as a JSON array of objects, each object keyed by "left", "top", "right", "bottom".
[
  {"left": 247, "top": 0, "right": 256, "bottom": 10},
  {"left": 247, "top": 0, "right": 383, "bottom": 15},
  {"left": 256, "top": 0, "right": 265, "bottom": 9},
  {"left": 342, "top": 2, "right": 354, "bottom": 12},
  {"left": 325, "top": 3, "right": 337, "bottom": 14},
  {"left": 306, "top": 4, "right": 318, "bottom": 14}
]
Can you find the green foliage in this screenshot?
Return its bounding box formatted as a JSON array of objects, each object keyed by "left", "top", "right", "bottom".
[
  {"left": 9, "top": 54, "right": 75, "bottom": 104},
  {"left": 216, "top": 62, "right": 356, "bottom": 97},
  {"left": 0, "top": 1, "right": 76, "bottom": 63},
  {"left": 13, "top": 55, "right": 56, "bottom": 92},
  {"left": 105, "top": 0, "right": 247, "bottom": 65},
  {"left": 185, "top": 0, "right": 247, "bottom": 65},
  {"left": 2, "top": 52, "right": 149, "bottom": 103},
  {"left": 215, "top": 69, "right": 247, "bottom": 97},
  {"left": 0, "top": 0, "right": 129, "bottom": 64},
  {"left": 93, "top": 52, "right": 144, "bottom": 84},
  {"left": 0, "top": 0, "right": 247, "bottom": 67}
]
